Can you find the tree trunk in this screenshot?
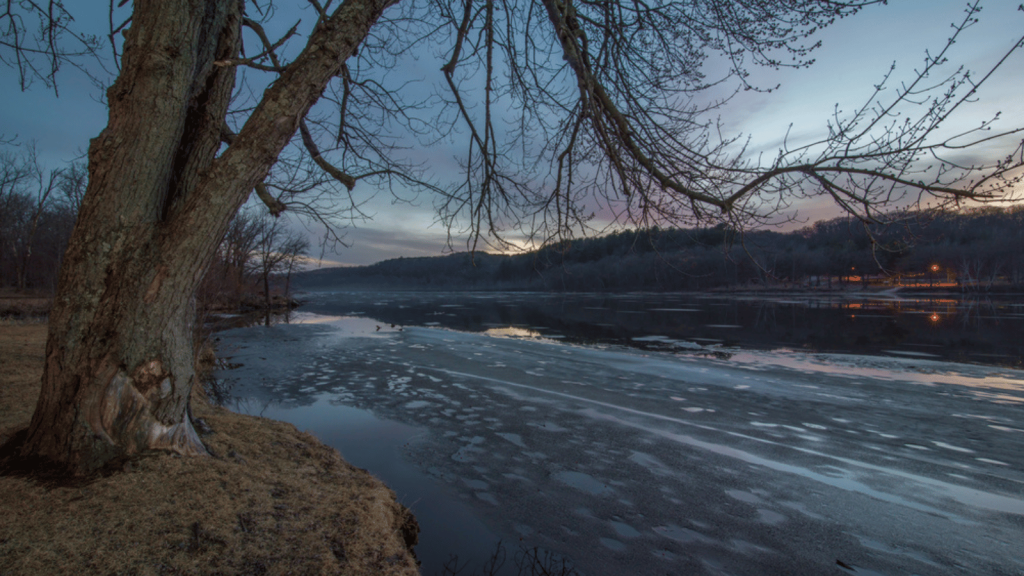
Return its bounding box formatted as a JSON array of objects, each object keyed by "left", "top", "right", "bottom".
[
  {"left": 20, "top": 0, "right": 392, "bottom": 474},
  {"left": 19, "top": 0, "right": 243, "bottom": 472}
]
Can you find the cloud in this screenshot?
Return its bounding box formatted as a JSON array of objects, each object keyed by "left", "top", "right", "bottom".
[{"left": 311, "top": 226, "right": 454, "bottom": 267}]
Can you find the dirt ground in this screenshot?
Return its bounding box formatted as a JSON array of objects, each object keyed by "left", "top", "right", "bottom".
[{"left": 0, "top": 322, "right": 419, "bottom": 576}]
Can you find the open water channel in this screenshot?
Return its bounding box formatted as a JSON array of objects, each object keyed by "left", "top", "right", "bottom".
[{"left": 212, "top": 291, "right": 1024, "bottom": 575}]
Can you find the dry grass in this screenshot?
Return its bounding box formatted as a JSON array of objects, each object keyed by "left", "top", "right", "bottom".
[{"left": 0, "top": 325, "right": 419, "bottom": 576}]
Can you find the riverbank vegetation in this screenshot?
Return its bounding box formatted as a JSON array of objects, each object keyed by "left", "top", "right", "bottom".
[
  {"left": 0, "top": 145, "right": 307, "bottom": 315},
  {"left": 0, "top": 323, "right": 418, "bottom": 575},
  {"left": 297, "top": 207, "right": 1024, "bottom": 293}
]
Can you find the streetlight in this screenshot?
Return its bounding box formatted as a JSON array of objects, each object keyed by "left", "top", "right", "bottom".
[{"left": 930, "top": 264, "right": 939, "bottom": 287}]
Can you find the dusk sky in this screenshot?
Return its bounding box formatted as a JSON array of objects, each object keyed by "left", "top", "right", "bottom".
[{"left": 1, "top": 1, "right": 1021, "bottom": 267}]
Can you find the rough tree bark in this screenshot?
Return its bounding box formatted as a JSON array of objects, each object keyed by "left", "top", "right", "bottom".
[{"left": 21, "top": 0, "right": 392, "bottom": 474}]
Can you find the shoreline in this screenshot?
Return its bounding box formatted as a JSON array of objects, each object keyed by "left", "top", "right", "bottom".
[{"left": 0, "top": 323, "right": 419, "bottom": 575}]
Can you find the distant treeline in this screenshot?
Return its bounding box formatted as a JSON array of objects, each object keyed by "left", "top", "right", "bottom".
[
  {"left": 0, "top": 149, "right": 85, "bottom": 292},
  {"left": 0, "top": 146, "right": 308, "bottom": 309},
  {"left": 297, "top": 207, "right": 1024, "bottom": 292}
]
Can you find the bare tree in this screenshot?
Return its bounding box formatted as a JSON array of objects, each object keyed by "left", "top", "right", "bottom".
[
  {"left": 56, "top": 161, "right": 87, "bottom": 216},
  {"left": 279, "top": 234, "right": 311, "bottom": 302},
  {"left": 0, "top": 0, "right": 1019, "bottom": 473},
  {"left": 250, "top": 212, "right": 309, "bottom": 324},
  {"left": 0, "top": 146, "right": 65, "bottom": 290},
  {"left": 431, "top": 0, "right": 1024, "bottom": 247},
  {"left": 220, "top": 208, "right": 264, "bottom": 308},
  {"left": 0, "top": 149, "right": 37, "bottom": 285}
]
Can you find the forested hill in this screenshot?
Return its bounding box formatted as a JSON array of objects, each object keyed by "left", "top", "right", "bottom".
[{"left": 295, "top": 207, "right": 1024, "bottom": 292}]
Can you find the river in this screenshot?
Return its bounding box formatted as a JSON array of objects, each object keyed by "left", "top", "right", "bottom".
[{"left": 212, "top": 291, "right": 1024, "bottom": 575}]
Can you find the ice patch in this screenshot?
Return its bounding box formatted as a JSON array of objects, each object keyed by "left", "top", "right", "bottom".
[
  {"left": 628, "top": 451, "right": 673, "bottom": 477},
  {"left": 610, "top": 521, "right": 642, "bottom": 538},
  {"left": 475, "top": 492, "right": 499, "bottom": 505},
  {"left": 529, "top": 421, "right": 568, "bottom": 432},
  {"left": 404, "top": 400, "right": 431, "bottom": 409},
  {"left": 673, "top": 341, "right": 704, "bottom": 350},
  {"left": 975, "top": 458, "right": 1009, "bottom": 466},
  {"left": 652, "top": 550, "right": 678, "bottom": 561},
  {"left": 514, "top": 523, "right": 534, "bottom": 537},
  {"left": 496, "top": 432, "right": 526, "bottom": 448},
  {"left": 726, "top": 489, "right": 762, "bottom": 504},
  {"left": 462, "top": 478, "right": 489, "bottom": 490},
  {"left": 599, "top": 538, "right": 627, "bottom": 551},
  {"left": 883, "top": 350, "right": 941, "bottom": 358},
  {"left": 553, "top": 471, "right": 614, "bottom": 496},
  {"left": 779, "top": 501, "right": 824, "bottom": 520},
  {"left": 836, "top": 561, "right": 891, "bottom": 575},
  {"left": 731, "top": 539, "right": 774, "bottom": 555},
  {"left": 757, "top": 509, "right": 787, "bottom": 525},
  {"left": 932, "top": 441, "right": 974, "bottom": 453},
  {"left": 452, "top": 445, "right": 483, "bottom": 462},
  {"left": 653, "top": 524, "right": 713, "bottom": 544}
]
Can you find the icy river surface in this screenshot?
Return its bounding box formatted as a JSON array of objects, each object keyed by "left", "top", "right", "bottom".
[{"left": 213, "top": 292, "right": 1024, "bottom": 575}]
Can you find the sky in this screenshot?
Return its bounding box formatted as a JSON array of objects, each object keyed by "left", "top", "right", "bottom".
[{"left": 1, "top": 0, "right": 1021, "bottom": 267}]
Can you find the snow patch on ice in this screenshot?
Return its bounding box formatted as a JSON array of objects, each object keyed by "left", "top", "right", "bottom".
[
  {"left": 653, "top": 524, "right": 713, "bottom": 544},
  {"left": 553, "top": 471, "right": 614, "bottom": 496},
  {"left": 496, "top": 433, "right": 526, "bottom": 448},
  {"left": 610, "top": 521, "right": 641, "bottom": 538},
  {"left": 931, "top": 441, "right": 974, "bottom": 453},
  {"left": 599, "top": 537, "right": 627, "bottom": 551}
]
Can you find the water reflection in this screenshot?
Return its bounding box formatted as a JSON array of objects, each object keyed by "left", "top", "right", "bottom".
[
  {"left": 295, "top": 291, "right": 1024, "bottom": 368},
  {"left": 211, "top": 297, "right": 1024, "bottom": 576},
  {"left": 224, "top": 391, "right": 512, "bottom": 574},
  {"left": 483, "top": 326, "right": 545, "bottom": 339}
]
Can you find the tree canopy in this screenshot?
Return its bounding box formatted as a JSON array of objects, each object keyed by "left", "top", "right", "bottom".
[{"left": 3, "top": 1, "right": 1022, "bottom": 248}]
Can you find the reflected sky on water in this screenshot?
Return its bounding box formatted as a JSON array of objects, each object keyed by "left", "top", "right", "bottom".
[{"left": 292, "top": 291, "right": 1024, "bottom": 368}]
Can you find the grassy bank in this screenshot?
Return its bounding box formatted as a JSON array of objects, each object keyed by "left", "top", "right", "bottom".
[{"left": 0, "top": 323, "right": 419, "bottom": 576}]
